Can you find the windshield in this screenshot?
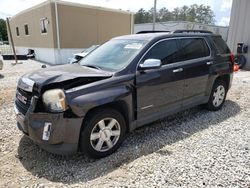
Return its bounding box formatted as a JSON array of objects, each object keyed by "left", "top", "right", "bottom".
[
  {"left": 80, "top": 39, "right": 147, "bottom": 71},
  {"left": 83, "top": 45, "right": 99, "bottom": 53}
]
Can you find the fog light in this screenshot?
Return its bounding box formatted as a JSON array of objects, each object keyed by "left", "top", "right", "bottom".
[{"left": 42, "top": 122, "right": 52, "bottom": 141}]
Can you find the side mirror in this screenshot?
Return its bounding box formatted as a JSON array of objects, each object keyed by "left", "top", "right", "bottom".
[{"left": 139, "top": 59, "right": 162, "bottom": 70}]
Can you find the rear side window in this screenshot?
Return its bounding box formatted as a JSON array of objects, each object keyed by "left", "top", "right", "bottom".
[
  {"left": 143, "top": 39, "right": 179, "bottom": 65},
  {"left": 212, "top": 36, "right": 230, "bottom": 54},
  {"left": 177, "top": 38, "right": 210, "bottom": 62}
]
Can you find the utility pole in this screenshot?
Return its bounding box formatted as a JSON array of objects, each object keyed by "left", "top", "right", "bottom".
[
  {"left": 6, "top": 17, "right": 18, "bottom": 65},
  {"left": 55, "top": 0, "right": 62, "bottom": 64},
  {"left": 153, "top": 0, "right": 157, "bottom": 31}
]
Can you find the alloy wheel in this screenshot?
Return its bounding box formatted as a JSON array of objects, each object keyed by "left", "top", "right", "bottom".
[
  {"left": 212, "top": 85, "right": 225, "bottom": 107},
  {"left": 90, "top": 118, "right": 121, "bottom": 152}
]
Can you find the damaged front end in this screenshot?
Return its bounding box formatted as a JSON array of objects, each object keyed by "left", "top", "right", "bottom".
[
  {"left": 14, "top": 66, "right": 111, "bottom": 155},
  {"left": 15, "top": 87, "right": 83, "bottom": 155}
]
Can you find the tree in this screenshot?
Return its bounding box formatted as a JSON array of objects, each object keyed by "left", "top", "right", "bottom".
[
  {"left": 179, "top": 5, "right": 189, "bottom": 21},
  {"left": 158, "top": 7, "right": 173, "bottom": 22},
  {"left": 172, "top": 7, "right": 181, "bottom": 21},
  {"left": 195, "top": 4, "right": 215, "bottom": 24},
  {"left": 134, "top": 4, "right": 215, "bottom": 25},
  {"left": 134, "top": 8, "right": 151, "bottom": 24},
  {"left": 0, "top": 19, "right": 8, "bottom": 41}
]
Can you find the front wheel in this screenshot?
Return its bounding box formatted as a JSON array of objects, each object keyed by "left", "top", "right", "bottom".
[
  {"left": 206, "top": 80, "right": 227, "bottom": 111},
  {"left": 79, "top": 108, "right": 126, "bottom": 158}
]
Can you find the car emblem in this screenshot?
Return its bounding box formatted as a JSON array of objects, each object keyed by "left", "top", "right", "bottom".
[{"left": 16, "top": 92, "right": 27, "bottom": 104}]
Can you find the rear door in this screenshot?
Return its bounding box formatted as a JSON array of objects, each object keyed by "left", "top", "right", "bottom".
[
  {"left": 136, "top": 39, "right": 185, "bottom": 122},
  {"left": 176, "top": 37, "right": 212, "bottom": 107}
]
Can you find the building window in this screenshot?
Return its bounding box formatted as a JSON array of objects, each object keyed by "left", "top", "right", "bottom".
[
  {"left": 16, "top": 27, "right": 19, "bottom": 36},
  {"left": 40, "top": 18, "right": 48, "bottom": 34},
  {"left": 24, "top": 24, "right": 29, "bottom": 35}
]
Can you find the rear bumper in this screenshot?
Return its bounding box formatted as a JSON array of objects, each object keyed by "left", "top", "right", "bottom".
[{"left": 15, "top": 102, "right": 83, "bottom": 155}]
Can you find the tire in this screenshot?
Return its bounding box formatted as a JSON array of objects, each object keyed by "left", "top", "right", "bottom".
[
  {"left": 79, "top": 108, "right": 126, "bottom": 158},
  {"left": 206, "top": 80, "right": 227, "bottom": 111}
]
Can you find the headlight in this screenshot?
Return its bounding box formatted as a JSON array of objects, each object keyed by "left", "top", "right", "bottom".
[{"left": 42, "top": 89, "right": 67, "bottom": 112}]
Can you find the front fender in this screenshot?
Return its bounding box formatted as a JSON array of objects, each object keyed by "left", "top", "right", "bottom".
[{"left": 68, "top": 86, "right": 132, "bottom": 117}]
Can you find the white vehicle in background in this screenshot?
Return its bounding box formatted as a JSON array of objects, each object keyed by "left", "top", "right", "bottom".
[{"left": 68, "top": 45, "right": 99, "bottom": 64}]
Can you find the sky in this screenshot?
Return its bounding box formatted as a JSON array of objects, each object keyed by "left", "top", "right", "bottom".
[{"left": 0, "top": 0, "right": 232, "bottom": 26}]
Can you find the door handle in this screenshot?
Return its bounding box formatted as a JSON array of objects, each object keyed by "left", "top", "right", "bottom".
[
  {"left": 173, "top": 68, "right": 183, "bottom": 73},
  {"left": 206, "top": 61, "right": 213, "bottom": 65}
]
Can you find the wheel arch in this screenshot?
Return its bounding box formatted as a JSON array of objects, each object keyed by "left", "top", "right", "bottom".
[
  {"left": 214, "top": 74, "right": 231, "bottom": 91},
  {"left": 81, "top": 100, "right": 131, "bottom": 133}
]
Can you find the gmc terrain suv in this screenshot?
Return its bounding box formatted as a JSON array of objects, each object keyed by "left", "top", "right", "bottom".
[{"left": 15, "top": 30, "right": 234, "bottom": 158}]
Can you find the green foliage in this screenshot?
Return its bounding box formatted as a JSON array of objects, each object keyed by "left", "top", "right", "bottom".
[
  {"left": 134, "top": 4, "right": 215, "bottom": 25},
  {"left": 0, "top": 19, "right": 8, "bottom": 41}
]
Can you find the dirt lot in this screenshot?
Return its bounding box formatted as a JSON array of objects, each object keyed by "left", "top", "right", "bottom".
[{"left": 0, "top": 59, "right": 250, "bottom": 187}]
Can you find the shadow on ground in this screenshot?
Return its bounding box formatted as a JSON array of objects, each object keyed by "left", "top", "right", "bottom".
[
  {"left": 0, "top": 74, "right": 4, "bottom": 79},
  {"left": 17, "top": 100, "right": 241, "bottom": 184}
]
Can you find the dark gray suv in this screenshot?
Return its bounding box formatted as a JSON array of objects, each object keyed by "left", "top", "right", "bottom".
[{"left": 15, "top": 30, "right": 235, "bottom": 158}]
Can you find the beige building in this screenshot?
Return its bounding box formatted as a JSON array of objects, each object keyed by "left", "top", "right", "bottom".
[{"left": 8, "top": 0, "right": 134, "bottom": 64}]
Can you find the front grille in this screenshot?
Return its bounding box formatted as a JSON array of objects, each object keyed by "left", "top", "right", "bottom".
[{"left": 15, "top": 87, "right": 33, "bottom": 116}]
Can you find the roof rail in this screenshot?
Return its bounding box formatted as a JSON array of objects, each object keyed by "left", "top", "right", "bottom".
[
  {"left": 173, "top": 30, "right": 213, "bottom": 34},
  {"left": 136, "top": 30, "right": 170, "bottom": 34}
]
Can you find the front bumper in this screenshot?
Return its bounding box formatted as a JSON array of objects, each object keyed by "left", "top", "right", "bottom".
[{"left": 15, "top": 99, "right": 83, "bottom": 155}]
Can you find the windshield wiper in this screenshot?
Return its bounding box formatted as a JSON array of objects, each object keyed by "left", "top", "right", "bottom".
[{"left": 83, "top": 64, "right": 101, "bottom": 70}]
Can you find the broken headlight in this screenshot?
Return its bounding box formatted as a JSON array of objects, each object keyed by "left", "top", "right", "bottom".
[{"left": 42, "top": 89, "right": 67, "bottom": 112}]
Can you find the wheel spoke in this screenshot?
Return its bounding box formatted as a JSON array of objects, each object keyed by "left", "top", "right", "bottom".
[
  {"left": 90, "top": 133, "right": 100, "bottom": 140},
  {"left": 213, "top": 91, "right": 217, "bottom": 97},
  {"left": 213, "top": 99, "right": 218, "bottom": 106},
  {"left": 107, "top": 119, "right": 117, "bottom": 129},
  {"left": 106, "top": 140, "right": 113, "bottom": 149},
  {"left": 111, "top": 130, "right": 120, "bottom": 137},
  {"left": 218, "top": 95, "right": 224, "bottom": 100},
  {"left": 98, "top": 120, "right": 106, "bottom": 130},
  {"left": 219, "top": 90, "right": 224, "bottom": 96},
  {"left": 95, "top": 139, "right": 104, "bottom": 151}
]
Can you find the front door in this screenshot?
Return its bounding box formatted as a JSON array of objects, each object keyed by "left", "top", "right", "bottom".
[{"left": 136, "top": 39, "right": 185, "bottom": 123}]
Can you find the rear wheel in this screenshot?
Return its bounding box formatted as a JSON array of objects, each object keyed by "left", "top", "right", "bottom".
[
  {"left": 79, "top": 108, "right": 126, "bottom": 158},
  {"left": 206, "top": 80, "right": 227, "bottom": 111}
]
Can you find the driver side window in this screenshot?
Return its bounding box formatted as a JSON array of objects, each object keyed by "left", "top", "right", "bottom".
[{"left": 143, "top": 39, "right": 179, "bottom": 65}]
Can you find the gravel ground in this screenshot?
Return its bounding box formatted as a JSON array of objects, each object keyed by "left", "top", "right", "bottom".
[{"left": 0, "top": 59, "right": 250, "bottom": 187}]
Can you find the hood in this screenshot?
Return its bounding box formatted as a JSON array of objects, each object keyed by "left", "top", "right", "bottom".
[{"left": 21, "top": 64, "right": 112, "bottom": 92}]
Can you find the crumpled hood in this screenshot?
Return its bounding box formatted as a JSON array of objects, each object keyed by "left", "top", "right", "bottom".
[{"left": 21, "top": 64, "right": 112, "bottom": 91}]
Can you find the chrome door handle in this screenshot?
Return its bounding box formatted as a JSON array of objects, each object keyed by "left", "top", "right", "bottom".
[
  {"left": 173, "top": 68, "right": 183, "bottom": 73},
  {"left": 206, "top": 61, "right": 213, "bottom": 65}
]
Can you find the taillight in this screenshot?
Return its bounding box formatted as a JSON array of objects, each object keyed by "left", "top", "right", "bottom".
[
  {"left": 234, "top": 64, "right": 239, "bottom": 72},
  {"left": 229, "top": 53, "right": 238, "bottom": 72},
  {"left": 230, "top": 53, "right": 235, "bottom": 64}
]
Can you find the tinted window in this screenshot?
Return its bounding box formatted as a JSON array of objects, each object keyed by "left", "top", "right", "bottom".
[
  {"left": 143, "top": 39, "right": 179, "bottom": 65},
  {"left": 212, "top": 36, "right": 230, "bottom": 54},
  {"left": 177, "top": 38, "right": 210, "bottom": 62},
  {"left": 24, "top": 24, "right": 29, "bottom": 35}
]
